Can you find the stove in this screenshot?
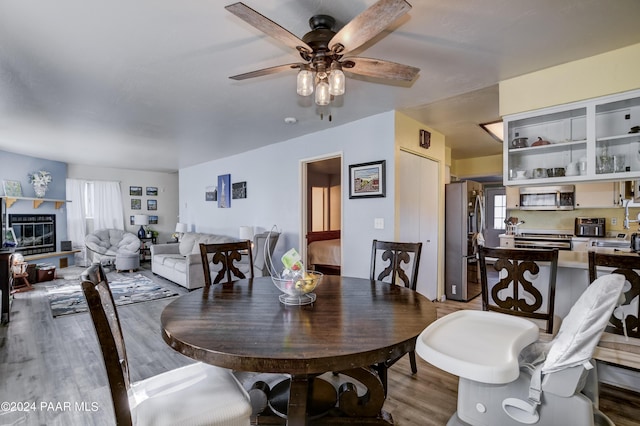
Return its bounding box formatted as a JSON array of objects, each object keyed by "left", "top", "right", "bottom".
[{"left": 514, "top": 233, "right": 573, "bottom": 250}]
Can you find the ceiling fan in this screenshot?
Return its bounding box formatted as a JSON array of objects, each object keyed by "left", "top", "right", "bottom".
[{"left": 225, "top": 0, "right": 420, "bottom": 107}]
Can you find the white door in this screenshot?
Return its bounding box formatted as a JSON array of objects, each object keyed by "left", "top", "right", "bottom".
[{"left": 398, "top": 151, "right": 439, "bottom": 300}]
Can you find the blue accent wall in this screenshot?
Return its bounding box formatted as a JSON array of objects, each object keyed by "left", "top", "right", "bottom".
[{"left": 1, "top": 150, "right": 69, "bottom": 253}]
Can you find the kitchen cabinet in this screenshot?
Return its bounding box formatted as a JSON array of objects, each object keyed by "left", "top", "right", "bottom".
[
  {"left": 506, "top": 186, "right": 520, "bottom": 209},
  {"left": 504, "top": 89, "right": 640, "bottom": 186},
  {"left": 574, "top": 182, "right": 617, "bottom": 208}
]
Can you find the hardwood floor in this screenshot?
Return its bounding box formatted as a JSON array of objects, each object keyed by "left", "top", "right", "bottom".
[{"left": 1, "top": 270, "right": 639, "bottom": 425}]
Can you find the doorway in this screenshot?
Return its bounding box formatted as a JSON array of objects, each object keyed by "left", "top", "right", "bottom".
[
  {"left": 302, "top": 155, "right": 342, "bottom": 275},
  {"left": 484, "top": 185, "right": 506, "bottom": 248}
]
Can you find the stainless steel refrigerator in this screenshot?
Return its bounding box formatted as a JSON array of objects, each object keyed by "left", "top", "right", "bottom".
[{"left": 445, "top": 180, "right": 484, "bottom": 301}]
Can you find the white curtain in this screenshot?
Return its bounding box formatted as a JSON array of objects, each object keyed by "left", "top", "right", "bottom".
[
  {"left": 93, "top": 181, "right": 125, "bottom": 230},
  {"left": 66, "top": 178, "right": 88, "bottom": 266}
]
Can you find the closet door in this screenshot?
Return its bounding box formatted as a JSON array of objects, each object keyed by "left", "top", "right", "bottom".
[{"left": 398, "top": 151, "right": 439, "bottom": 300}]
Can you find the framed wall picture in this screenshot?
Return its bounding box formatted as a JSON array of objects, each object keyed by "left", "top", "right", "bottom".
[
  {"left": 232, "top": 181, "right": 247, "bottom": 199},
  {"left": 205, "top": 186, "right": 217, "bottom": 201},
  {"left": 146, "top": 187, "right": 158, "bottom": 196},
  {"left": 131, "top": 199, "right": 142, "bottom": 210},
  {"left": 147, "top": 199, "right": 157, "bottom": 210},
  {"left": 149, "top": 215, "right": 158, "bottom": 225},
  {"left": 217, "top": 174, "right": 231, "bottom": 208},
  {"left": 129, "top": 215, "right": 135, "bottom": 225},
  {"left": 349, "top": 160, "right": 386, "bottom": 199},
  {"left": 3, "top": 180, "right": 22, "bottom": 197},
  {"left": 129, "top": 186, "right": 142, "bottom": 196},
  {"left": 419, "top": 129, "right": 431, "bottom": 149}
]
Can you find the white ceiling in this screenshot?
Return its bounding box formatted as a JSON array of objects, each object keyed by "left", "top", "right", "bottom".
[{"left": 1, "top": 0, "right": 639, "bottom": 173}]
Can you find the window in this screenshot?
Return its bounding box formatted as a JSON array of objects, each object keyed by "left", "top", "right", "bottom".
[
  {"left": 84, "top": 182, "right": 94, "bottom": 219},
  {"left": 493, "top": 194, "right": 506, "bottom": 229}
]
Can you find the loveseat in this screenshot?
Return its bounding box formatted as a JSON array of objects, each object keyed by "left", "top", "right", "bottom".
[
  {"left": 150, "top": 232, "right": 235, "bottom": 289},
  {"left": 85, "top": 229, "right": 140, "bottom": 265}
]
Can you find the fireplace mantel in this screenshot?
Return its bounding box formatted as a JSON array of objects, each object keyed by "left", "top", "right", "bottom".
[{"left": 5, "top": 197, "right": 70, "bottom": 209}]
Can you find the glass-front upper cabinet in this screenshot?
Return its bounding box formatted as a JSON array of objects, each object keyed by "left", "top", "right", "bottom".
[
  {"left": 595, "top": 94, "right": 640, "bottom": 178},
  {"left": 504, "top": 89, "right": 640, "bottom": 185}
]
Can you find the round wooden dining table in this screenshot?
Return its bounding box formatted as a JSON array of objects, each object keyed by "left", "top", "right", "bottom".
[{"left": 161, "top": 275, "right": 437, "bottom": 426}]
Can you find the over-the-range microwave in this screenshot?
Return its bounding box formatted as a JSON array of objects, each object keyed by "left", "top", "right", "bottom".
[{"left": 519, "top": 185, "right": 575, "bottom": 211}]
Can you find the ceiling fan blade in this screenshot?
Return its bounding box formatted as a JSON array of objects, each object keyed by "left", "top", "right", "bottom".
[
  {"left": 342, "top": 57, "right": 419, "bottom": 81},
  {"left": 229, "top": 63, "right": 303, "bottom": 80},
  {"left": 225, "top": 2, "right": 312, "bottom": 53},
  {"left": 329, "top": 0, "right": 412, "bottom": 55}
]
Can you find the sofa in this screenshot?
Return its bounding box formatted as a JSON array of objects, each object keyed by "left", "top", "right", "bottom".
[
  {"left": 85, "top": 229, "right": 140, "bottom": 265},
  {"left": 150, "top": 232, "right": 236, "bottom": 289}
]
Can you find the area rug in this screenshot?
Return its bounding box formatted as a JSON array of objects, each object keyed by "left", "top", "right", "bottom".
[{"left": 47, "top": 273, "right": 179, "bottom": 317}]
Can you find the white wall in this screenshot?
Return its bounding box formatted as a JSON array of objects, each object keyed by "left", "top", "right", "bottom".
[
  {"left": 179, "top": 112, "right": 397, "bottom": 278},
  {"left": 67, "top": 164, "right": 179, "bottom": 243}
]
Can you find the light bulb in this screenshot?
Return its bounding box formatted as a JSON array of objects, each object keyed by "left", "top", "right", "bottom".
[
  {"left": 315, "top": 80, "right": 330, "bottom": 106},
  {"left": 329, "top": 68, "right": 345, "bottom": 96},
  {"left": 296, "top": 69, "right": 313, "bottom": 96}
]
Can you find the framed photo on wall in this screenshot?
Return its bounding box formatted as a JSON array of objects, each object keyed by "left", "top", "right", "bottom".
[
  {"left": 147, "top": 199, "right": 157, "bottom": 210},
  {"left": 146, "top": 187, "right": 158, "bottom": 196},
  {"left": 149, "top": 215, "right": 158, "bottom": 224},
  {"left": 130, "top": 186, "right": 142, "bottom": 196},
  {"left": 232, "top": 181, "right": 247, "bottom": 199},
  {"left": 131, "top": 199, "right": 142, "bottom": 210},
  {"left": 217, "top": 174, "right": 231, "bottom": 208},
  {"left": 348, "top": 160, "right": 386, "bottom": 199}
]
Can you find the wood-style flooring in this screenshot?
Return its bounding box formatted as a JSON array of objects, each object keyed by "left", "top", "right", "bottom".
[{"left": 1, "top": 268, "right": 639, "bottom": 425}]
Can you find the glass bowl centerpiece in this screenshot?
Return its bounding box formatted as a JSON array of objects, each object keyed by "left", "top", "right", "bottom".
[
  {"left": 271, "top": 270, "right": 323, "bottom": 305},
  {"left": 266, "top": 241, "right": 323, "bottom": 305}
]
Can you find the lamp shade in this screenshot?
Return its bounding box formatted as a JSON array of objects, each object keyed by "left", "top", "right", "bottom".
[
  {"left": 175, "top": 222, "right": 188, "bottom": 233},
  {"left": 134, "top": 215, "right": 149, "bottom": 226},
  {"left": 239, "top": 226, "right": 254, "bottom": 241}
]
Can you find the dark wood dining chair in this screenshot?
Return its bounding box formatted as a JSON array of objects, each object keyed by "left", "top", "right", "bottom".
[
  {"left": 588, "top": 251, "right": 640, "bottom": 338},
  {"left": 370, "top": 239, "right": 423, "bottom": 395},
  {"left": 200, "top": 240, "right": 254, "bottom": 288},
  {"left": 80, "top": 263, "right": 252, "bottom": 426},
  {"left": 478, "top": 246, "right": 559, "bottom": 335}
]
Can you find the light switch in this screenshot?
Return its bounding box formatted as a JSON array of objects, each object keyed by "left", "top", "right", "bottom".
[{"left": 374, "top": 218, "right": 384, "bottom": 229}]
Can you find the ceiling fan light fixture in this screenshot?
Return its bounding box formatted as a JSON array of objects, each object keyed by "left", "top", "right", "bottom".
[
  {"left": 328, "top": 62, "right": 345, "bottom": 96},
  {"left": 315, "top": 80, "right": 330, "bottom": 106},
  {"left": 297, "top": 68, "right": 314, "bottom": 96}
]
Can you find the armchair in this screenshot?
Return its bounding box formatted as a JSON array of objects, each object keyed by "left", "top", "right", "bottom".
[{"left": 84, "top": 229, "right": 140, "bottom": 265}]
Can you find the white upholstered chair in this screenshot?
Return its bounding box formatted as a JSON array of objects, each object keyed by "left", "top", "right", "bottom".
[{"left": 81, "top": 263, "right": 252, "bottom": 426}]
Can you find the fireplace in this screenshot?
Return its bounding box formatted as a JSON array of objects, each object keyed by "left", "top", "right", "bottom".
[{"left": 9, "top": 214, "right": 56, "bottom": 256}]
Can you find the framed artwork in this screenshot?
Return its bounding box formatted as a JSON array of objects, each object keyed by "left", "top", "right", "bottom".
[
  {"left": 419, "top": 129, "right": 431, "bottom": 149},
  {"left": 3, "top": 180, "right": 22, "bottom": 197},
  {"left": 146, "top": 187, "right": 158, "bottom": 196},
  {"left": 149, "top": 215, "right": 158, "bottom": 225},
  {"left": 205, "top": 186, "right": 217, "bottom": 202},
  {"left": 232, "top": 181, "right": 247, "bottom": 199},
  {"left": 349, "top": 160, "right": 386, "bottom": 199},
  {"left": 129, "top": 186, "right": 142, "bottom": 196},
  {"left": 217, "top": 174, "right": 231, "bottom": 208},
  {"left": 147, "top": 199, "right": 157, "bottom": 210},
  {"left": 129, "top": 215, "right": 135, "bottom": 225},
  {"left": 131, "top": 198, "right": 142, "bottom": 210},
  {"left": 3, "top": 228, "right": 17, "bottom": 247}
]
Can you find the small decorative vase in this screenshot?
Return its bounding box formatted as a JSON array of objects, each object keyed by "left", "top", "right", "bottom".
[{"left": 33, "top": 184, "right": 47, "bottom": 198}]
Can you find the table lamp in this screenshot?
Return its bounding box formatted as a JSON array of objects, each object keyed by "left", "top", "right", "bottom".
[
  {"left": 175, "top": 222, "right": 188, "bottom": 241},
  {"left": 239, "top": 226, "right": 254, "bottom": 243},
  {"left": 134, "top": 215, "right": 149, "bottom": 239}
]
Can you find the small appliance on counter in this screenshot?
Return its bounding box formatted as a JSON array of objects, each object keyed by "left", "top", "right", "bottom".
[
  {"left": 575, "top": 217, "right": 606, "bottom": 237},
  {"left": 632, "top": 233, "right": 640, "bottom": 252}
]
